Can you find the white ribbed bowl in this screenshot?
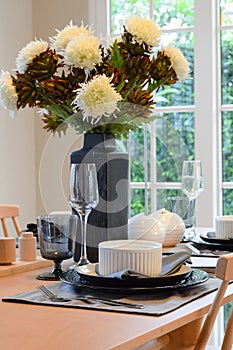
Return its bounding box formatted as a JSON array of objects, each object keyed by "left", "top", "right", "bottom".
[
  {"left": 216, "top": 215, "right": 233, "bottom": 238},
  {"left": 98, "top": 240, "right": 162, "bottom": 277}
]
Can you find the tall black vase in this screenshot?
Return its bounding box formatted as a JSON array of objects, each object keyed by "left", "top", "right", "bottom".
[{"left": 70, "top": 133, "right": 129, "bottom": 262}]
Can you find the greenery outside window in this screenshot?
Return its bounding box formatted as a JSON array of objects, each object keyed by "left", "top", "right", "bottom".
[{"left": 111, "top": 0, "right": 195, "bottom": 216}]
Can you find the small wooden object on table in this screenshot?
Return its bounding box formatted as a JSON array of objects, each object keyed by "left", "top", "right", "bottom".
[{"left": 0, "top": 254, "right": 53, "bottom": 278}]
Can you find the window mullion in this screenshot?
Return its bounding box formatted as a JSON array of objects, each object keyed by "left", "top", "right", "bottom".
[{"left": 194, "top": 0, "right": 218, "bottom": 227}]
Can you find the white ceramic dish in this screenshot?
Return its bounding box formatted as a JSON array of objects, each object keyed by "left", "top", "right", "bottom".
[
  {"left": 98, "top": 240, "right": 162, "bottom": 277},
  {"left": 151, "top": 209, "right": 185, "bottom": 246},
  {"left": 215, "top": 215, "right": 233, "bottom": 238},
  {"left": 128, "top": 214, "right": 165, "bottom": 244}
]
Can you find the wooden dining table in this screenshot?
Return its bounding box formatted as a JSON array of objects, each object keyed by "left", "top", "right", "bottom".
[{"left": 0, "top": 243, "right": 233, "bottom": 350}]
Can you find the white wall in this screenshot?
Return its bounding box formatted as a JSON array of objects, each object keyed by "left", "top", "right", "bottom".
[
  {"left": 0, "top": 0, "right": 91, "bottom": 233},
  {"left": 32, "top": 0, "right": 90, "bottom": 216},
  {"left": 0, "top": 0, "right": 35, "bottom": 232}
]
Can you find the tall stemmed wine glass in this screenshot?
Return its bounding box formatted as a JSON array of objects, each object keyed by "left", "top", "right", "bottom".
[
  {"left": 69, "top": 163, "right": 99, "bottom": 266},
  {"left": 181, "top": 160, "right": 204, "bottom": 238}
]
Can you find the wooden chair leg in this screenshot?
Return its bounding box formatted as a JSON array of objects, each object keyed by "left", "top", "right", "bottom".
[
  {"left": 12, "top": 217, "right": 21, "bottom": 236},
  {"left": 221, "top": 303, "right": 233, "bottom": 350},
  {"left": 194, "top": 281, "right": 229, "bottom": 350},
  {"left": 1, "top": 218, "right": 9, "bottom": 237}
]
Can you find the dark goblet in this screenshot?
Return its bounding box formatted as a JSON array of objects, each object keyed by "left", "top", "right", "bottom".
[{"left": 36, "top": 214, "right": 77, "bottom": 280}]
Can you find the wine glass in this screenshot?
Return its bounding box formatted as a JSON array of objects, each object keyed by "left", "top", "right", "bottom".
[
  {"left": 166, "top": 196, "right": 196, "bottom": 230},
  {"left": 69, "top": 163, "right": 99, "bottom": 266},
  {"left": 181, "top": 160, "right": 204, "bottom": 238},
  {"left": 36, "top": 214, "right": 77, "bottom": 280}
]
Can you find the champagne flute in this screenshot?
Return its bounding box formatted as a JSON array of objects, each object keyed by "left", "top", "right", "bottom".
[
  {"left": 69, "top": 163, "right": 99, "bottom": 266},
  {"left": 181, "top": 160, "right": 204, "bottom": 238}
]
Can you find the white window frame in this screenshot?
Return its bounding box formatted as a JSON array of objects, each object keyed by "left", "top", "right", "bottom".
[{"left": 88, "top": 0, "right": 228, "bottom": 229}]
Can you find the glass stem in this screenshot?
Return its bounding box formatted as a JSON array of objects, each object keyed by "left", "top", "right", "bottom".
[
  {"left": 51, "top": 260, "right": 62, "bottom": 277},
  {"left": 79, "top": 210, "right": 91, "bottom": 265},
  {"left": 184, "top": 198, "right": 196, "bottom": 240}
]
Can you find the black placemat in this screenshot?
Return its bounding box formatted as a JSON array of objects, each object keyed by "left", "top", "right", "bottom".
[{"left": 2, "top": 276, "right": 220, "bottom": 316}]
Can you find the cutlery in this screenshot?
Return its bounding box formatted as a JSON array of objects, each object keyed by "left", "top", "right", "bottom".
[
  {"left": 37, "top": 285, "right": 144, "bottom": 309},
  {"left": 38, "top": 285, "right": 73, "bottom": 302},
  {"left": 82, "top": 296, "right": 144, "bottom": 309},
  {"left": 38, "top": 285, "right": 95, "bottom": 304}
]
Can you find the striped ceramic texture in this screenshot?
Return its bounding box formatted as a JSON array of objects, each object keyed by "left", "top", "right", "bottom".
[
  {"left": 215, "top": 216, "right": 233, "bottom": 238},
  {"left": 98, "top": 240, "right": 162, "bottom": 277}
]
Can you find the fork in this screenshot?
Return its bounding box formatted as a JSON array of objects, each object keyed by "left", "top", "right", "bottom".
[
  {"left": 38, "top": 285, "right": 73, "bottom": 302},
  {"left": 37, "top": 285, "right": 144, "bottom": 309}
]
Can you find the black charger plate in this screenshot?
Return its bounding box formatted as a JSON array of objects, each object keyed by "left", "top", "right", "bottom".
[
  {"left": 192, "top": 233, "right": 233, "bottom": 251},
  {"left": 73, "top": 263, "right": 192, "bottom": 288},
  {"left": 200, "top": 232, "right": 233, "bottom": 245},
  {"left": 60, "top": 268, "right": 209, "bottom": 294}
]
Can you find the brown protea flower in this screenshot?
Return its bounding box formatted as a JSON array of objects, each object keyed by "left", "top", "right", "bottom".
[
  {"left": 150, "top": 51, "right": 178, "bottom": 89},
  {"left": 13, "top": 74, "right": 37, "bottom": 108},
  {"left": 128, "top": 89, "right": 155, "bottom": 109},
  {"left": 13, "top": 49, "right": 61, "bottom": 109},
  {"left": 42, "top": 113, "right": 68, "bottom": 135},
  {"left": 26, "top": 49, "right": 60, "bottom": 82}
]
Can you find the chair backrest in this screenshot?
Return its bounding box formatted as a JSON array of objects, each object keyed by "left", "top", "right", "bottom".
[
  {"left": 194, "top": 253, "right": 233, "bottom": 350},
  {"left": 0, "top": 204, "right": 21, "bottom": 237}
]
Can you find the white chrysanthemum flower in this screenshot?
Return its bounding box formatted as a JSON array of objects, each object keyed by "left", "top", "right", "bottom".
[
  {"left": 16, "top": 40, "right": 48, "bottom": 74},
  {"left": 163, "top": 46, "right": 190, "bottom": 80},
  {"left": 0, "top": 71, "right": 18, "bottom": 118},
  {"left": 64, "top": 34, "right": 102, "bottom": 70},
  {"left": 73, "top": 75, "right": 122, "bottom": 122},
  {"left": 51, "top": 21, "right": 92, "bottom": 52},
  {"left": 37, "top": 108, "right": 49, "bottom": 116},
  {"left": 125, "top": 16, "right": 160, "bottom": 47}
]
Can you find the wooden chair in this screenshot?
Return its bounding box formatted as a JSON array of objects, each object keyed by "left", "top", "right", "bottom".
[
  {"left": 137, "top": 253, "right": 233, "bottom": 350},
  {"left": 192, "top": 253, "right": 233, "bottom": 350},
  {"left": 0, "top": 204, "right": 21, "bottom": 237}
]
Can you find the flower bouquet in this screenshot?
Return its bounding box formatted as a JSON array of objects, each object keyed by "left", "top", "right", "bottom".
[{"left": 0, "top": 16, "right": 190, "bottom": 139}]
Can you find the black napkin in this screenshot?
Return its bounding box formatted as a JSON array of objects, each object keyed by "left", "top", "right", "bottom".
[{"left": 97, "top": 249, "right": 192, "bottom": 280}]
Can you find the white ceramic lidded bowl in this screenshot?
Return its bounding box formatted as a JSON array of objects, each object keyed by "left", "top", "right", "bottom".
[
  {"left": 128, "top": 213, "right": 165, "bottom": 244},
  {"left": 151, "top": 209, "right": 185, "bottom": 247},
  {"left": 215, "top": 215, "right": 233, "bottom": 238},
  {"left": 98, "top": 240, "right": 162, "bottom": 277}
]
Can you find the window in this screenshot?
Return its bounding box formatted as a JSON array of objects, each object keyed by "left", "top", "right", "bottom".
[
  {"left": 110, "top": 0, "right": 196, "bottom": 217},
  {"left": 220, "top": 0, "right": 233, "bottom": 214},
  {"left": 90, "top": 0, "right": 233, "bottom": 228}
]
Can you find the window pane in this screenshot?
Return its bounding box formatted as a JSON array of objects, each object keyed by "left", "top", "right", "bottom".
[
  {"left": 153, "top": 0, "right": 194, "bottom": 28},
  {"left": 110, "top": 0, "right": 150, "bottom": 34},
  {"left": 154, "top": 32, "right": 194, "bottom": 107},
  {"left": 222, "top": 111, "right": 233, "bottom": 182},
  {"left": 220, "top": 0, "right": 233, "bottom": 25},
  {"left": 155, "top": 79, "right": 194, "bottom": 107},
  {"left": 223, "top": 189, "right": 233, "bottom": 215},
  {"left": 155, "top": 113, "right": 194, "bottom": 182},
  {"left": 221, "top": 30, "right": 233, "bottom": 105},
  {"left": 130, "top": 188, "right": 151, "bottom": 215},
  {"left": 110, "top": 0, "right": 194, "bottom": 34},
  {"left": 130, "top": 128, "right": 148, "bottom": 182},
  {"left": 156, "top": 189, "right": 180, "bottom": 209}
]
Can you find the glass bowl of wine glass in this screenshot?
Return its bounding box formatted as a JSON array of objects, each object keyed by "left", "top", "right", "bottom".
[{"left": 36, "top": 214, "right": 77, "bottom": 280}]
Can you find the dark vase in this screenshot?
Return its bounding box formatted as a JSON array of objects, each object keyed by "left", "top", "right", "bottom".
[{"left": 70, "top": 133, "right": 129, "bottom": 262}]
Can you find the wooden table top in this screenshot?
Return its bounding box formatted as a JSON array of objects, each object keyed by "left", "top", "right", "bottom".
[{"left": 1, "top": 258, "right": 233, "bottom": 350}]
